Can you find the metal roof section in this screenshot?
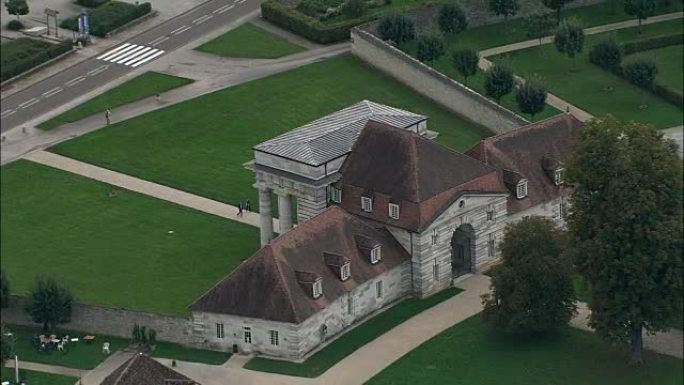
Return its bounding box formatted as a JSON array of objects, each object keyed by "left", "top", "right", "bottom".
[{"left": 254, "top": 100, "right": 426, "bottom": 166}]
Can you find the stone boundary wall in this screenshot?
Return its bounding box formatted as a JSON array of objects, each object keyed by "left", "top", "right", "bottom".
[
  {"left": 351, "top": 28, "right": 528, "bottom": 133},
  {"left": 0, "top": 296, "right": 194, "bottom": 346}
]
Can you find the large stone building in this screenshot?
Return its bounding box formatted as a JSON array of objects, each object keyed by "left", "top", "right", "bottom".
[{"left": 190, "top": 102, "right": 582, "bottom": 359}]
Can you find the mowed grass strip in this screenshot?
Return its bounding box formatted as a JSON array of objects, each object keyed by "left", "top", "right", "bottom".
[
  {"left": 49, "top": 55, "right": 491, "bottom": 209},
  {"left": 0, "top": 160, "right": 260, "bottom": 315},
  {"left": 491, "top": 20, "right": 684, "bottom": 128},
  {"left": 152, "top": 341, "right": 231, "bottom": 365},
  {"left": 196, "top": 23, "right": 306, "bottom": 59},
  {"left": 38, "top": 72, "right": 194, "bottom": 130},
  {"left": 245, "top": 288, "right": 462, "bottom": 377},
  {"left": 1, "top": 367, "right": 77, "bottom": 385},
  {"left": 366, "top": 315, "right": 684, "bottom": 385}
]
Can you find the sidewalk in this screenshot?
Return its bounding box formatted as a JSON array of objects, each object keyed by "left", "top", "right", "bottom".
[
  {"left": 79, "top": 350, "right": 135, "bottom": 385},
  {"left": 23, "top": 150, "right": 280, "bottom": 232}
]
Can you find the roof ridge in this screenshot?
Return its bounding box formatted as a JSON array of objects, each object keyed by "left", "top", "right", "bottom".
[
  {"left": 411, "top": 133, "right": 421, "bottom": 202},
  {"left": 112, "top": 354, "right": 139, "bottom": 385},
  {"left": 485, "top": 114, "right": 572, "bottom": 142},
  {"left": 270, "top": 250, "right": 302, "bottom": 324}
]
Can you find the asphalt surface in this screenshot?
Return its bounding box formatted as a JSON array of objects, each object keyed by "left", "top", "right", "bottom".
[{"left": 0, "top": 0, "right": 261, "bottom": 132}]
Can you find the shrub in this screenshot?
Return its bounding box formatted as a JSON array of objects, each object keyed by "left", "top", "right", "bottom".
[
  {"left": 76, "top": 0, "right": 110, "bottom": 7},
  {"left": 297, "top": 0, "right": 343, "bottom": 18},
  {"left": 451, "top": 48, "right": 478, "bottom": 85},
  {"left": 516, "top": 80, "right": 548, "bottom": 120},
  {"left": 132, "top": 324, "right": 141, "bottom": 342},
  {"left": 416, "top": 32, "right": 445, "bottom": 66},
  {"left": 554, "top": 18, "right": 584, "bottom": 68},
  {"left": 0, "top": 270, "right": 8, "bottom": 308},
  {"left": 484, "top": 63, "right": 514, "bottom": 103},
  {"left": 1, "top": 38, "right": 72, "bottom": 82},
  {"left": 377, "top": 14, "right": 415, "bottom": 44},
  {"left": 24, "top": 277, "right": 74, "bottom": 333},
  {"left": 7, "top": 19, "right": 23, "bottom": 30},
  {"left": 623, "top": 57, "right": 658, "bottom": 90},
  {"left": 653, "top": 82, "right": 684, "bottom": 108},
  {"left": 61, "top": 1, "right": 152, "bottom": 37},
  {"left": 148, "top": 328, "right": 157, "bottom": 345},
  {"left": 589, "top": 37, "right": 622, "bottom": 71},
  {"left": 437, "top": 3, "right": 467, "bottom": 34},
  {"left": 341, "top": 0, "right": 366, "bottom": 18}
]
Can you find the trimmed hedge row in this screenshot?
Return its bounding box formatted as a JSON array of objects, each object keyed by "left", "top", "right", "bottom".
[
  {"left": 76, "top": 0, "right": 110, "bottom": 8},
  {"left": 261, "top": 0, "right": 376, "bottom": 43},
  {"left": 1, "top": 38, "right": 72, "bottom": 82},
  {"left": 622, "top": 33, "right": 683, "bottom": 55},
  {"left": 61, "top": 1, "right": 151, "bottom": 37}
]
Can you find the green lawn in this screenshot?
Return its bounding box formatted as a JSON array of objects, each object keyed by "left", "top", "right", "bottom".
[
  {"left": 632, "top": 44, "right": 683, "bottom": 92},
  {"left": 6, "top": 324, "right": 130, "bottom": 370},
  {"left": 196, "top": 22, "right": 306, "bottom": 59},
  {"left": 366, "top": 315, "right": 684, "bottom": 385},
  {"left": 38, "top": 72, "right": 194, "bottom": 130},
  {"left": 49, "top": 55, "right": 491, "bottom": 208},
  {"left": 1, "top": 160, "right": 260, "bottom": 315},
  {"left": 491, "top": 20, "right": 684, "bottom": 128},
  {"left": 245, "top": 288, "right": 462, "bottom": 377},
  {"left": 1, "top": 367, "right": 77, "bottom": 385},
  {"left": 152, "top": 341, "right": 231, "bottom": 365}
]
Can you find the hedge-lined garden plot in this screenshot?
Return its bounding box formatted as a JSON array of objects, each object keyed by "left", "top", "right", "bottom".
[
  {"left": 0, "top": 38, "right": 71, "bottom": 82},
  {"left": 61, "top": 1, "right": 151, "bottom": 37}
]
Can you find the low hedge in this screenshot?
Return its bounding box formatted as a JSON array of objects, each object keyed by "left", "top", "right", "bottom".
[
  {"left": 621, "top": 33, "right": 683, "bottom": 55},
  {"left": 653, "top": 82, "right": 684, "bottom": 108},
  {"left": 1, "top": 38, "right": 72, "bottom": 82},
  {"left": 76, "top": 0, "right": 110, "bottom": 8},
  {"left": 61, "top": 1, "right": 151, "bottom": 37}
]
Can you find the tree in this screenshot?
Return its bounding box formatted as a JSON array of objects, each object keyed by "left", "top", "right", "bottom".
[
  {"left": 484, "top": 63, "right": 514, "bottom": 103},
  {"left": 624, "top": 0, "right": 656, "bottom": 33},
  {"left": 1, "top": 324, "right": 14, "bottom": 367},
  {"left": 416, "top": 33, "right": 446, "bottom": 66},
  {"left": 452, "top": 48, "right": 479, "bottom": 85},
  {"left": 489, "top": 0, "right": 518, "bottom": 29},
  {"left": 377, "top": 14, "right": 416, "bottom": 44},
  {"left": 4, "top": 0, "right": 28, "bottom": 20},
  {"left": 482, "top": 217, "right": 576, "bottom": 334},
  {"left": 542, "top": 0, "right": 571, "bottom": 23},
  {"left": 623, "top": 57, "right": 658, "bottom": 107},
  {"left": 341, "top": 0, "right": 366, "bottom": 18},
  {"left": 525, "top": 12, "right": 556, "bottom": 47},
  {"left": 566, "top": 116, "right": 683, "bottom": 365},
  {"left": 589, "top": 37, "right": 622, "bottom": 71},
  {"left": 516, "top": 80, "right": 547, "bottom": 120},
  {"left": 0, "top": 270, "right": 9, "bottom": 308},
  {"left": 24, "top": 277, "right": 74, "bottom": 333},
  {"left": 437, "top": 3, "right": 468, "bottom": 34},
  {"left": 554, "top": 18, "right": 584, "bottom": 69}
]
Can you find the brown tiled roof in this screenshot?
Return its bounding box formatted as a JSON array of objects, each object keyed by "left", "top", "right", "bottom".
[
  {"left": 337, "top": 120, "right": 508, "bottom": 231},
  {"left": 466, "top": 114, "right": 582, "bottom": 213},
  {"left": 190, "top": 206, "right": 410, "bottom": 323},
  {"left": 100, "top": 353, "right": 199, "bottom": 385}
]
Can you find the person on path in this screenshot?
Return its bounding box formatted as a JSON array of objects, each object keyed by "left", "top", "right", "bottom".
[
  {"left": 156, "top": 93, "right": 161, "bottom": 104},
  {"left": 237, "top": 201, "right": 243, "bottom": 217},
  {"left": 105, "top": 108, "right": 111, "bottom": 125},
  {"left": 245, "top": 199, "right": 251, "bottom": 212}
]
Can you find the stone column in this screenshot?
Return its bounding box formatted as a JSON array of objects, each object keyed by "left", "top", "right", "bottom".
[
  {"left": 278, "top": 191, "right": 293, "bottom": 234},
  {"left": 259, "top": 185, "right": 273, "bottom": 246}
]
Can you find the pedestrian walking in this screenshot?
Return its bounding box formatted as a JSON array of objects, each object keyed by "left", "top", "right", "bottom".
[
  {"left": 155, "top": 93, "right": 161, "bottom": 104},
  {"left": 237, "top": 201, "right": 243, "bottom": 217},
  {"left": 105, "top": 108, "right": 111, "bottom": 125},
  {"left": 245, "top": 199, "right": 251, "bottom": 212}
]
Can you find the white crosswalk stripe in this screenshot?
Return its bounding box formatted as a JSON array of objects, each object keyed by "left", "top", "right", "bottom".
[{"left": 96, "top": 44, "right": 165, "bottom": 67}]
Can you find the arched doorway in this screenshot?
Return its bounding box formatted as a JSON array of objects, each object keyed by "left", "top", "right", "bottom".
[{"left": 451, "top": 224, "right": 475, "bottom": 278}]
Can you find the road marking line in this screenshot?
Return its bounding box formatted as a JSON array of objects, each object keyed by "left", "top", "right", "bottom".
[
  {"left": 148, "top": 36, "right": 167, "bottom": 45},
  {"left": 213, "top": 4, "right": 231, "bottom": 13},
  {"left": 65, "top": 76, "right": 85, "bottom": 87},
  {"left": 100, "top": 44, "right": 141, "bottom": 61},
  {"left": 237, "top": 0, "right": 246, "bottom": 3},
  {"left": 130, "top": 50, "right": 165, "bottom": 68},
  {"left": 87, "top": 64, "right": 109, "bottom": 77},
  {"left": 171, "top": 26, "right": 191, "bottom": 35},
  {"left": 151, "top": 36, "right": 169, "bottom": 46},
  {"left": 42, "top": 87, "right": 63, "bottom": 97},
  {"left": 218, "top": 4, "right": 234, "bottom": 14},
  {"left": 97, "top": 43, "right": 132, "bottom": 60},
  {"left": 114, "top": 46, "right": 153, "bottom": 63},
  {"left": 0, "top": 109, "right": 16, "bottom": 118},
  {"left": 169, "top": 25, "right": 188, "bottom": 34},
  {"left": 121, "top": 48, "right": 160, "bottom": 66},
  {"left": 194, "top": 15, "right": 213, "bottom": 25},
  {"left": 19, "top": 98, "right": 39, "bottom": 109},
  {"left": 192, "top": 14, "right": 212, "bottom": 24}
]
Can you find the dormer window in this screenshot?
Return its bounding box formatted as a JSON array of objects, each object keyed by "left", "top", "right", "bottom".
[
  {"left": 370, "top": 245, "right": 382, "bottom": 264},
  {"left": 312, "top": 278, "right": 322, "bottom": 299},
  {"left": 330, "top": 187, "right": 342, "bottom": 203},
  {"left": 554, "top": 168, "right": 564, "bottom": 185},
  {"left": 340, "top": 262, "right": 351, "bottom": 281},
  {"left": 361, "top": 196, "right": 373, "bottom": 212},
  {"left": 388, "top": 203, "right": 399, "bottom": 219},
  {"left": 516, "top": 180, "right": 528, "bottom": 199}
]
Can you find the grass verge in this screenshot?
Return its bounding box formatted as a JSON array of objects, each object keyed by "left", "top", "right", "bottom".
[
  {"left": 196, "top": 22, "right": 306, "bottom": 59},
  {"left": 1, "top": 367, "right": 77, "bottom": 385},
  {"left": 151, "top": 341, "right": 231, "bottom": 365}
]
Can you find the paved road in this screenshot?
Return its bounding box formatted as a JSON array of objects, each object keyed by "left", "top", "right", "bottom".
[{"left": 0, "top": 0, "right": 262, "bottom": 132}]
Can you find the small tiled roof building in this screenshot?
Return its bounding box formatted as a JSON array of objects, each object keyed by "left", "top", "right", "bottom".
[{"left": 100, "top": 353, "right": 199, "bottom": 385}]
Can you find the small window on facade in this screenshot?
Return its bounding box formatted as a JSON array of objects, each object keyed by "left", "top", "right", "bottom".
[
  {"left": 486, "top": 203, "right": 495, "bottom": 221},
  {"left": 488, "top": 233, "right": 496, "bottom": 259},
  {"left": 376, "top": 280, "right": 383, "bottom": 298},
  {"left": 388, "top": 203, "right": 400, "bottom": 219},
  {"left": 361, "top": 196, "right": 373, "bottom": 212},
  {"left": 431, "top": 229, "right": 439, "bottom": 245},
  {"left": 330, "top": 187, "right": 342, "bottom": 203},
  {"left": 554, "top": 168, "right": 564, "bottom": 185},
  {"left": 270, "top": 330, "right": 279, "bottom": 346},
  {"left": 370, "top": 245, "right": 382, "bottom": 264},
  {"left": 347, "top": 294, "right": 354, "bottom": 315},
  {"left": 458, "top": 200, "right": 466, "bottom": 208},
  {"left": 516, "top": 180, "right": 528, "bottom": 199},
  {"left": 433, "top": 259, "right": 439, "bottom": 281},
  {"left": 216, "top": 323, "right": 224, "bottom": 339},
  {"left": 340, "top": 262, "right": 351, "bottom": 281},
  {"left": 244, "top": 327, "right": 252, "bottom": 344},
  {"left": 313, "top": 278, "right": 323, "bottom": 298}
]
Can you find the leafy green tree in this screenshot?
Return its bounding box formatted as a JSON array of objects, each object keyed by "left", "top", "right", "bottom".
[
  {"left": 416, "top": 33, "right": 446, "bottom": 66},
  {"left": 377, "top": 14, "right": 416, "bottom": 44},
  {"left": 24, "top": 277, "right": 74, "bottom": 333},
  {"left": 148, "top": 328, "right": 157, "bottom": 346},
  {"left": 624, "top": 0, "right": 656, "bottom": 33},
  {"left": 566, "top": 116, "right": 683, "bottom": 365},
  {"left": 1, "top": 323, "right": 14, "bottom": 367},
  {"left": 452, "top": 48, "right": 479, "bottom": 85},
  {"left": 482, "top": 217, "right": 576, "bottom": 334},
  {"left": 526, "top": 12, "right": 556, "bottom": 46},
  {"left": 484, "top": 63, "right": 514, "bottom": 103},
  {"left": 542, "top": 0, "right": 571, "bottom": 23},
  {"left": 0, "top": 270, "right": 9, "bottom": 308},
  {"left": 489, "top": 0, "right": 518, "bottom": 29},
  {"left": 4, "top": 0, "right": 28, "bottom": 20},
  {"left": 437, "top": 3, "right": 468, "bottom": 34},
  {"left": 554, "top": 18, "right": 584, "bottom": 69},
  {"left": 623, "top": 57, "right": 658, "bottom": 107},
  {"left": 341, "top": 0, "right": 366, "bottom": 18},
  {"left": 516, "top": 80, "right": 547, "bottom": 120},
  {"left": 589, "top": 37, "right": 622, "bottom": 71}
]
